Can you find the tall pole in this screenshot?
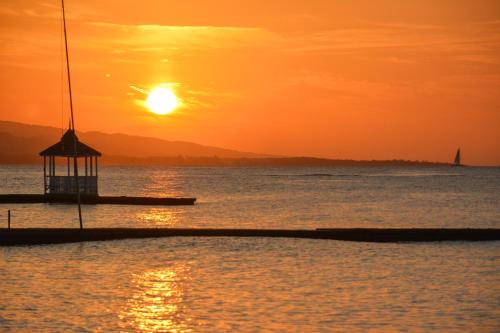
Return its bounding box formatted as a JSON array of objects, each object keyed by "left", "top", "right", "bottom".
[{"left": 62, "top": 0, "right": 83, "bottom": 229}]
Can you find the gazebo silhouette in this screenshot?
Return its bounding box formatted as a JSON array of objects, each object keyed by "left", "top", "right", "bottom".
[{"left": 39, "top": 129, "right": 101, "bottom": 196}]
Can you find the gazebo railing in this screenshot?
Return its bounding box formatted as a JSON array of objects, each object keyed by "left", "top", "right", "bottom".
[{"left": 46, "top": 176, "right": 98, "bottom": 195}]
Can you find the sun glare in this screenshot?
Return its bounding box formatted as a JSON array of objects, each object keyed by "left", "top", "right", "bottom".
[{"left": 146, "top": 87, "right": 178, "bottom": 115}]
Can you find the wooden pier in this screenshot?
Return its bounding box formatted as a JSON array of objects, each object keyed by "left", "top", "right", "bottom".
[
  {"left": 1, "top": 228, "right": 499, "bottom": 246},
  {"left": 0, "top": 194, "right": 196, "bottom": 206}
]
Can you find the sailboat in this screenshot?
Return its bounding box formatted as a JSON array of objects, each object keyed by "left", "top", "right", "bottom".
[{"left": 452, "top": 148, "right": 462, "bottom": 167}]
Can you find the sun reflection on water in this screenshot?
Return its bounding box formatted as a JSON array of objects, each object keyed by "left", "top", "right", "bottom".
[
  {"left": 140, "top": 171, "right": 183, "bottom": 198},
  {"left": 119, "top": 265, "right": 192, "bottom": 332},
  {"left": 136, "top": 208, "right": 179, "bottom": 227}
]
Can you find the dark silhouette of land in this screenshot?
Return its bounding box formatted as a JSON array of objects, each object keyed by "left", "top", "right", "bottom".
[
  {"left": 0, "top": 120, "right": 447, "bottom": 167},
  {"left": 0, "top": 120, "right": 266, "bottom": 160}
]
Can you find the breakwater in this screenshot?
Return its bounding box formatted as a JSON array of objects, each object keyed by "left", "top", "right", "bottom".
[
  {"left": 1, "top": 228, "right": 499, "bottom": 246},
  {"left": 0, "top": 194, "right": 196, "bottom": 205}
]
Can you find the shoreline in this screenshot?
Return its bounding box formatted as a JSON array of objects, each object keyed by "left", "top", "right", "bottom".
[{"left": 0, "top": 155, "right": 456, "bottom": 167}]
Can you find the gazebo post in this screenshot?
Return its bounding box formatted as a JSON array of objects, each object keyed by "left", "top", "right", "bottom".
[
  {"left": 95, "top": 157, "right": 98, "bottom": 193},
  {"left": 43, "top": 156, "right": 46, "bottom": 194},
  {"left": 67, "top": 157, "right": 70, "bottom": 176},
  {"left": 84, "top": 156, "right": 88, "bottom": 194}
]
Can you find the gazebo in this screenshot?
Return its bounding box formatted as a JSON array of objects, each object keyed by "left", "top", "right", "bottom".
[{"left": 39, "top": 129, "right": 101, "bottom": 196}]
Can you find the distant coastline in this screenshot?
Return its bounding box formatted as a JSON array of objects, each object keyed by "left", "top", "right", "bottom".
[
  {"left": 98, "top": 156, "right": 451, "bottom": 167},
  {"left": 0, "top": 154, "right": 450, "bottom": 167},
  {"left": 0, "top": 120, "right": 487, "bottom": 167}
]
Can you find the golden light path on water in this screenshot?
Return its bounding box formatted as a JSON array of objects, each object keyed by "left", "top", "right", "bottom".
[
  {"left": 119, "top": 265, "right": 193, "bottom": 332},
  {"left": 136, "top": 208, "right": 179, "bottom": 227},
  {"left": 133, "top": 171, "right": 182, "bottom": 227}
]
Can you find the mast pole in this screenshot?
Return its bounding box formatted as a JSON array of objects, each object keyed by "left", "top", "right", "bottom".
[{"left": 62, "top": 0, "right": 83, "bottom": 229}]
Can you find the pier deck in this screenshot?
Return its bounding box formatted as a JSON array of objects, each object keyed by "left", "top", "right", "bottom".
[
  {"left": 0, "top": 194, "right": 196, "bottom": 205},
  {"left": 1, "top": 228, "right": 499, "bottom": 246}
]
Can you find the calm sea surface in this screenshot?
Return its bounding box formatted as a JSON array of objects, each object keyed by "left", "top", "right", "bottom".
[{"left": 1, "top": 165, "right": 499, "bottom": 331}]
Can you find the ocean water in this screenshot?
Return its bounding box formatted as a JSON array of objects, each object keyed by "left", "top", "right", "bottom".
[
  {"left": 1, "top": 165, "right": 499, "bottom": 332},
  {"left": 0, "top": 165, "right": 499, "bottom": 229}
]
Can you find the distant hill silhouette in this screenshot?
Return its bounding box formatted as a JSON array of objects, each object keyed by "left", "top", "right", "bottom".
[
  {"left": 0, "top": 120, "right": 268, "bottom": 161},
  {"left": 0, "top": 120, "right": 447, "bottom": 166}
]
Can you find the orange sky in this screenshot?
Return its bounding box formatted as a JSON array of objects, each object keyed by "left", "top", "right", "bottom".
[{"left": 0, "top": 0, "right": 499, "bottom": 165}]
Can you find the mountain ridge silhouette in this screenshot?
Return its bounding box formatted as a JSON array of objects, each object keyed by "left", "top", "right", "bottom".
[
  {"left": 0, "top": 120, "right": 449, "bottom": 166},
  {"left": 0, "top": 120, "right": 269, "bottom": 159}
]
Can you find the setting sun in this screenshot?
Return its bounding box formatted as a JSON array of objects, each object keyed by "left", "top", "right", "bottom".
[{"left": 146, "top": 87, "right": 177, "bottom": 115}]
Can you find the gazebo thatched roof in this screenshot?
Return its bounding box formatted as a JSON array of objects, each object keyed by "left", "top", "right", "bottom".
[{"left": 39, "top": 129, "right": 101, "bottom": 157}]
